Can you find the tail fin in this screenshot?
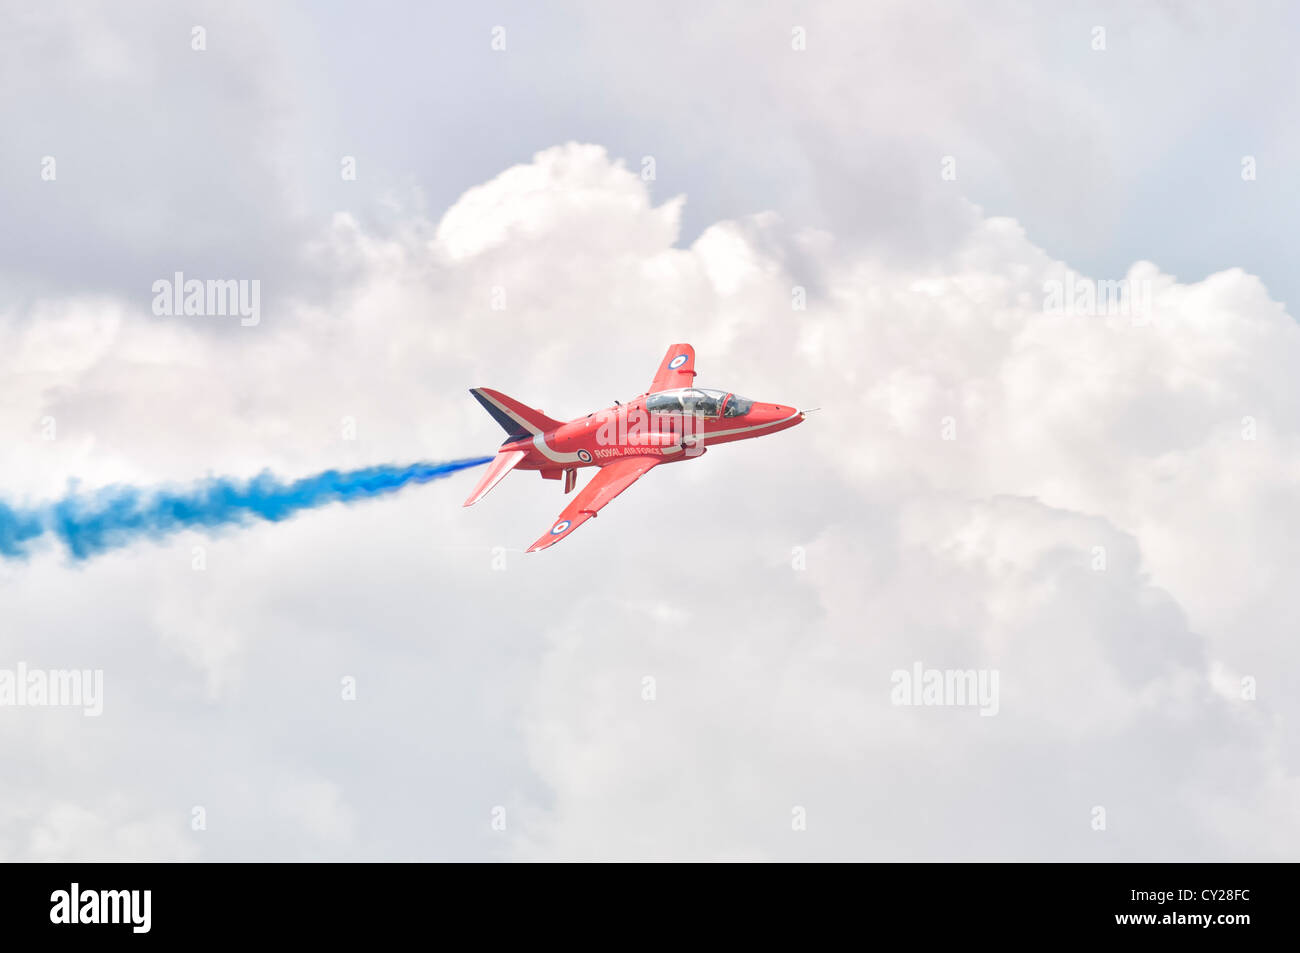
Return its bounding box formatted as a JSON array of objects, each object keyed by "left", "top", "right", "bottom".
[
  {"left": 469, "top": 388, "right": 563, "bottom": 442},
  {"left": 463, "top": 448, "right": 527, "bottom": 507}
]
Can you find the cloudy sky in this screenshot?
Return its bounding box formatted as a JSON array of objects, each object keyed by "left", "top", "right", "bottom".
[{"left": 1, "top": 1, "right": 1297, "bottom": 861}]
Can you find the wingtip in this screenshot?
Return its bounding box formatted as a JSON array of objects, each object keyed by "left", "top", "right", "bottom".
[{"left": 527, "top": 532, "right": 566, "bottom": 553}]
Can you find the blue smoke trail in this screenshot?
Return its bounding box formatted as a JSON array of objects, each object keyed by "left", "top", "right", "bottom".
[{"left": 0, "top": 457, "right": 492, "bottom": 561}]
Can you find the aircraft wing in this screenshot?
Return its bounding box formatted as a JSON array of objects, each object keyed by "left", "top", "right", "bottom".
[
  {"left": 648, "top": 343, "right": 696, "bottom": 394},
  {"left": 526, "top": 455, "right": 662, "bottom": 552}
]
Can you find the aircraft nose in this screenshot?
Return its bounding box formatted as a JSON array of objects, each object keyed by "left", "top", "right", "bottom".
[{"left": 759, "top": 403, "right": 803, "bottom": 424}]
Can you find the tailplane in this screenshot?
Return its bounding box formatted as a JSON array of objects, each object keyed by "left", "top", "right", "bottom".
[{"left": 463, "top": 448, "right": 527, "bottom": 507}]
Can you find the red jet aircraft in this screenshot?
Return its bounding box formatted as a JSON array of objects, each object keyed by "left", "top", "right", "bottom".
[{"left": 464, "top": 343, "right": 808, "bottom": 552}]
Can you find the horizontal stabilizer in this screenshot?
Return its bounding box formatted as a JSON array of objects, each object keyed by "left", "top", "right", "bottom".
[{"left": 463, "top": 449, "right": 527, "bottom": 507}]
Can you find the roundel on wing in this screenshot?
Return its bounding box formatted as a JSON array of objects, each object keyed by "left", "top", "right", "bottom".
[
  {"left": 668, "top": 354, "right": 688, "bottom": 369},
  {"left": 551, "top": 520, "right": 571, "bottom": 535}
]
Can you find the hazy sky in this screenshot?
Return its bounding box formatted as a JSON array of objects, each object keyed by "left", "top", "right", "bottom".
[{"left": 1, "top": 1, "right": 1297, "bottom": 861}]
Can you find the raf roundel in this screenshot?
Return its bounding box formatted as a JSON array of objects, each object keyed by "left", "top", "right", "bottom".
[
  {"left": 577, "top": 449, "right": 592, "bottom": 463},
  {"left": 668, "top": 354, "right": 688, "bottom": 370},
  {"left": 551, "top": 520, "right": 571, "bottom": 535}
]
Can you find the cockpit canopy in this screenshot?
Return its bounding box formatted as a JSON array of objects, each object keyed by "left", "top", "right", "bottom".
[{"left": 645, "top": 388, "right": 754, "bottom": 418}]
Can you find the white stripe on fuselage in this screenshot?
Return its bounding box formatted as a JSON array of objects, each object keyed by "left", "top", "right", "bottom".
[
  {"left": 532, "top": 431, "right": 584, "bottom": 464},
  {"left": 532, "top": 410, "right": 802, "bottom": 461},
  {"left": 691, "top": 411, "right": 802, "bottom": 442}
]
